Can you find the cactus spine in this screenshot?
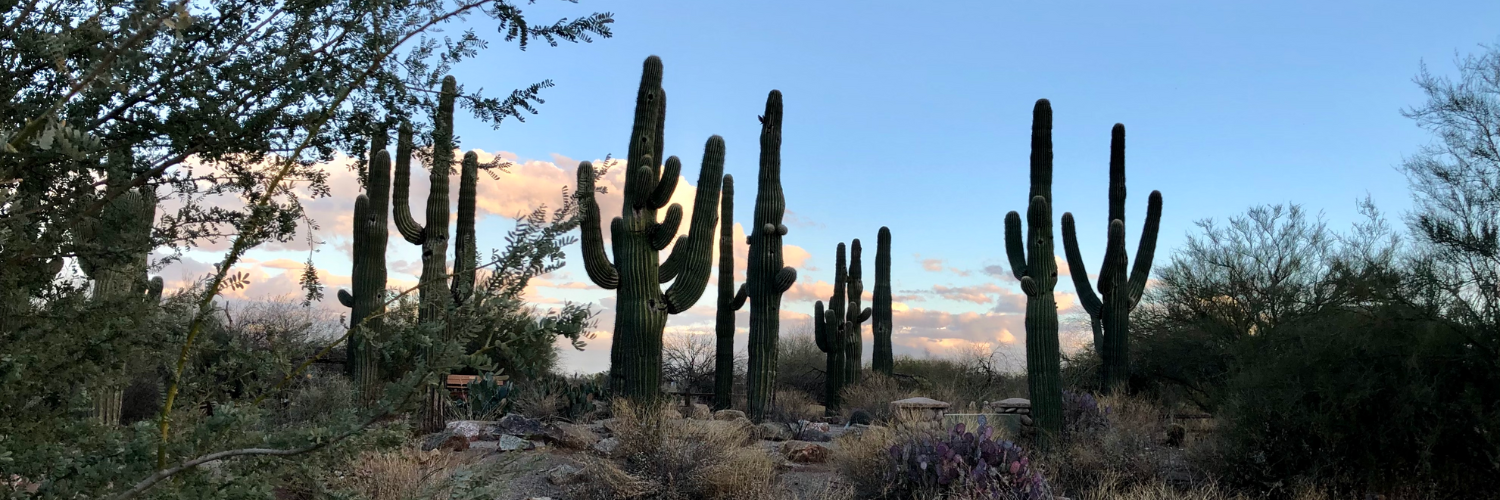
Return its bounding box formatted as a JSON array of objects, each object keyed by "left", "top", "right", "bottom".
[
  {"left": 573, "top": 56, "right": 724, "bottom": 400},
  {"left": 392, "top": 76, "right": 460, "bottom": 433},
  {"left": 743, "top": 90, "right": 797, "bottom": 422},
  {"left": 844, "top": 239, "right": 872, "bottom": 384},
  {"left": 1060, "top": 124, "right": 1162, "bottom": 393},
  {"left": 714, "top": 174, "right": 748, "bottom": 410},
  {"left": 1003, "top": 99, "right": 1063, "bottom": 446},
  {"left": 337, "top": 130, "right": 392, "bottom": 405},
  {"left": 872, "top": 226, "right": 894, "bottom": 375},
  {"left": 814, "top": 243, "right": 849, "bottom": 413}
]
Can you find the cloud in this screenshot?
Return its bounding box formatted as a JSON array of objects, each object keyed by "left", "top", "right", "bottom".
[{"left": 915, "top": 254, "right": 973, "bottom": 277}]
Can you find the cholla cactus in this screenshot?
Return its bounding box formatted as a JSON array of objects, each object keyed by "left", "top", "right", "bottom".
[
  {"left": 1060, "top": 124, "right": 1162, "bottom": 393},
  {"left": 572, "top": 56, "right": 724, "bottom": 400}
]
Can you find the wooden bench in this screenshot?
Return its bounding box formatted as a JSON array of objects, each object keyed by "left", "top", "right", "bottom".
[{"left": 445, "top": 374, "right": 504, "bottom": 401}]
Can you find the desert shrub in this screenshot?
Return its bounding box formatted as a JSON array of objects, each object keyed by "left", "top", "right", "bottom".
[
  {"left": 577, "top": 398, "right": 775, "bottom": 500},
  {"left": 776, "top": 326, "right": 825, "bottom": 397},
  {"left": 508, "top": 372, "right": 608, "bottom": 421},
  {"left": 830, "top": 425, "right": 900, "bottom": 498},
  {"left": 839, "top": 373, "right": 913, "bottom": 422},
  {"left": 893, "top": 349, "right": 1026, "bottom": 410},
  {"left": 887, "top": 418, "right": 1051, "bottom": 499},
  {"left": 281, "top": 372, "right": 358, "bottom": 425},
  {"left": 331, "top": 443, "right": 528, "bottom": 500},
  {"left": 1044, "top": 394, "right": 1223, "bottom": 497},
  {"left": 1216, "top": 302, "right": 1500, "bottom": 498},
  {"left": 766, "top": 389, "right": 822, "bottom": 423},
  {"left": 1061, "top": 390, "right": 1109, "bottom": 438}
]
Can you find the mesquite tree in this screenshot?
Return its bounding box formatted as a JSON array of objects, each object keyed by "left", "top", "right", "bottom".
[
  {"left": 1060, "top": 124, "right": 1162, "bottom": 393},
  {"left": 1003, "top": 99, "right": 1063, "bottom": 446},
  {"left": 573, "top": 56, "right": 724, "bottom": 400}
]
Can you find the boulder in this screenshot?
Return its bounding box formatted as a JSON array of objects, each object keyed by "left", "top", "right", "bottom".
[
  {"left": 553, "top": 422, "right": 600, "bottom": 450},
  {"left": 497, "top": 434, "right": 533, "bottom": 452},
  {"left": 547, "top": 464, "right": 585, "bottom": 485},
  {"left": 445, "top": 420, "right": 490, "bottom": 440},
  {"left": 593, "top": 437, "right": 621, "bottom": 456},
  {"left": 781, "top": 441, "right": 831, "bottom": 463},
  {"left": 713, "top": 409, "right": 747, "bottom": 421},
  {"left": 995, "top": 398, "right": 1030, "bottom": 410},
  {"left": 756, "top": 422, "right": 794, "bottom": 441},
  {"left": 420, "top": 431, "right": 464, "bottom": 452}
]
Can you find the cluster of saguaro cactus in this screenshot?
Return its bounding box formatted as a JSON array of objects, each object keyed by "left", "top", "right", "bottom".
[
  {"left": 871, "top": 226, "right": 895, "bottom": 375},
  {"left": 714, "top": 174, "right": 747, "bottom": 410},
  {"left": 78, "top": 153, "right": 161, "bottom": 425},
  {"left": 742, "top": 90, "right": 798, "bottom": 422},
  {"left": 1060, "top": 124, "right": 1162, "bottom": 393},
  {"left": 337, "top": 129, "right": 393, "bottom": 405},
  {"left": 1004, "top": 99, "right": 1064, "bottom": 446},
  {"left": 573, "top": 56, "right": 725, "bottom": 401},
  {"left": 815, "top": 243, "right": 855, "bottom": 413}
]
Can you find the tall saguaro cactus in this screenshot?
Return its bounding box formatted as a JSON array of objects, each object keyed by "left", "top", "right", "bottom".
[
  {"left": 743, "top": 90, "right": 798, "bottom": 422},
  {"left": 714, "top": 174, "right": 748, "bottom": 410},
  {"left": 872, "top": 226, "right": 895, "bottom": 375},
  {"left": 573, "top": 56, "right": 724, "bottom": 400},
  {"left": 844, "top": 239, "right": 872, "bottom": 384},
  {"left": 392, "top": 76, "right": 458, "bottom": 433},
  {"left": 1060, "top": 124, "right": 1163, "bottom": 393},
  {"left": 1003, "top": 99, "right": 1063, "bottom": 446},
  {"left": 78, "top": 158, "right": 159, "bottom": 426},
  {"left": 815, "top": 243, "right": 849, "bottom": 413},
  {"left": 337, "top": 133, "right": 392, "bottom": 405}
]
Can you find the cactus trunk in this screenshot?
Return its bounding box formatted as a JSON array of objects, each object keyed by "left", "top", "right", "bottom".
[
  {"left": 744, "top": 90, "right": 797, "bottom": 422},
  {"left": 844, "top": 239, "right": 871, "bottom": 384},
  {"left": 872, "top": 226, "right": 894, "bottom": 375},
  {"left": 574, "top": 56, "right": 725, "bottom": 402},
  {"left": 714, "top": 175, "right": 747, "bottom": 410},
  {"left": 1060, "top": 124, "right": 1163, "bottom": 394},
  {"left": 340, "top": 134, "right": 391, "bottom": 405},
  {"left": 1003, "top": 99, "right": 1063, "bottom": 447},
  {"left": 815, "top": 243, "right": 849, "bottom": 413}
]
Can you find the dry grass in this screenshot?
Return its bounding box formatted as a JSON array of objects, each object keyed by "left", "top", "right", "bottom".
[
  {"left": 837, "top": 374, "right": 913, "bottom": 422},
  {"left": 335, "top": 445, "right": 480, "bottom": 500},
  {"left": 766, "top": 389, "right": 822, "bottom": 423},
  {"left": 828, "top": 425, "right": 899, "bottom": 498},
  {"left": 574, "top": 398, "right": 778, "bottom": 500}
]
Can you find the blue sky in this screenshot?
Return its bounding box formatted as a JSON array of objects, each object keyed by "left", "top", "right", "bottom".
[{"left": 162, "top": 1, "right": 1500, "bottom": 374}]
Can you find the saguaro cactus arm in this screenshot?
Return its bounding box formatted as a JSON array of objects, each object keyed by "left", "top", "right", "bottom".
[
  {"left": 1060, "top": 213, "right": 1103, "bottom": 317},
  {"left": 1127, "top": 191, "right": 1164, "bottom": 304},
  {"left": 652, "top": 204, "right": 683, "bottom": 250},
  {"left": 1004, "top": 212, "right": 1028, "bottom": 280},
  {"left": 646, "top": 156, "right": 681, "bottom": 209},
  {"left": 663, "top": 136, "right": 727, "bottom": 313},
  {"left": 658, "top": 236, "right": 687, "bottom": 283},
  {"left": 451, "top": 151, "right": 479, "bottom": 303},
  {"left": 391, "top": 124, "right": 425, "bottom": 245},
  {"left": 574, "top": 161, "right": 619, "bottom": 290},
  {"left": 731, "top": 283, "right": 749, "bottom": 309}
]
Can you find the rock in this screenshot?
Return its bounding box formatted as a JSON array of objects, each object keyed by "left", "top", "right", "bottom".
[
  {"left": 440, "top": 434, "right": 471, "bottom": 452},
  {"left": 690, "top": 403, "right": 712, "bottom": 419},
  {"left": 445, "top": 420, "right": 490, "bottom": 440},
  {"left": 848, "top": 409, "right": 873, "bottom": 425},
  {"left": 713, "top": 409, "right": 747, "bottom": 421},
  {"left": 497, "top": 434, "right": 532, "bottom": 452},
  {"left": 554, "top": 422, "right": 600, "bottom": 450},
  {"left": 793, "top": 420, "right": 833, "bottom": 442},
  {"left": 593, "top": 437, "right": 621, "bottom": 456},
  {"left": 781, "top": 441, "right": 831, "bottom": 463},
  {"left": 420, "top": 431, "right": 464, "bottom": 452},
  {"left": 1020, "top": 415, "right": 1034, "bottom": 426},
  {"left": 995, "top": 398, "right": 1030, "bottom": 410},
  {"left": 757, "top": 422, "right": 794, "bottom": 441},
  {"left": 547, "top": 464, "right": 585, "bottom": 485},
  {"left": 498, "top": 414, "right": 548, "bottom": 439}
]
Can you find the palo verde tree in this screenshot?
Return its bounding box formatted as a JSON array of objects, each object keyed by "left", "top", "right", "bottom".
[
  {"left": 1060, "top": 124, "right": 1163, "bottom": 393},
  {"left": 573, "top": 56, "right": 724, "bottom": 400}
]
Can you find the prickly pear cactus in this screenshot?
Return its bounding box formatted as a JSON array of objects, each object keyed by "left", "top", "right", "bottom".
[
  {"left": 1060, "top": 124, "right": 1162, "bottom": 393},
  {"left": 572, "top": 56, "right": 724, "bottom": 401}
]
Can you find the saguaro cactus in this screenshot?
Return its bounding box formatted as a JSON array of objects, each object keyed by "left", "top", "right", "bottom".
[
  {"left": 872, "top": 226, "right": 894, "bottom": 376},
  {"left": 815, "top": 243, "right": 857, "bottom": 413},
  {"left": 1060, "top": 124, "right": 1162, "bottom": 393},
  {"left": 392, "top": 76, "right": 458, "bottom": 433},
  {"left": 573, "top": 56, "right": 724, "bottom": 400},
  {"left": 714, "top": 174, "right": 748, "bottom": 410},
  {"left": 78, "top": 158, "right": 159, "bottom": 426},
  {"left": 451, "top": 151, "right": 480, "bottom": 304},
  {"left": 337, "top": 133, "right": 392, "bottom": 405},
  {"left": 743, "top": 90, "right": 798, "bottom": 422},
  {"left": 1003, "top": 99, "right": 1063, "bottom": 446},
  {"left": 844, "top": 239, "right": 872, "bottom": 384}
]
